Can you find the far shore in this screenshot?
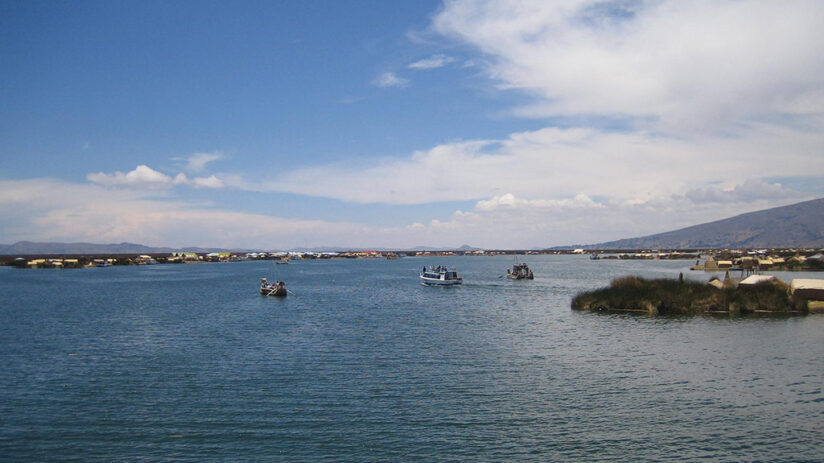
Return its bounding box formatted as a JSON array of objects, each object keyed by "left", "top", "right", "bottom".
[{"left": 2, "top": 247, "right": 822, "bottom": 270}]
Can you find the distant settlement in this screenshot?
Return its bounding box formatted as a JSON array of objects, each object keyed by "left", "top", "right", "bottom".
[{"left": 2, "top": 247, "right": 822, "bottom": 270}]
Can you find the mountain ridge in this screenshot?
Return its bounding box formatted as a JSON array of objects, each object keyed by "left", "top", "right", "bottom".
[
  {"left": 586, "top": 198, "right": 824, "bottom": 249},
  {"left": 0, "top": 241, "right": 484, "bottom": 255},
  {"left": 0, "top": 241, "right": 236, "bottom": 255}
]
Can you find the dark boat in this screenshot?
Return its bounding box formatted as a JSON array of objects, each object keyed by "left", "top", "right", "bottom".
[
  {"left": 260, "top": 278, "right": 287, "bottom": 297},
  {"left": 507, "top": 262, "right": 534, "bottom": 280}
]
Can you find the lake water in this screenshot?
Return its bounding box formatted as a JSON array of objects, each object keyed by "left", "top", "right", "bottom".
[{"left": 1, "top": 255, "right": 823, "bottom": 461}]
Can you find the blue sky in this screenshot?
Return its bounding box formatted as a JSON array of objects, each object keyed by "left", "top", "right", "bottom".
[{"left": 2, "top": 1, "right": 823, "bottom": 249}]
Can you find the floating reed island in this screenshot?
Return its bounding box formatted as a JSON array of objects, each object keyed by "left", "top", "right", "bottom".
[{"left": 571, "top": 275, "right": 824, "bottom": 315}]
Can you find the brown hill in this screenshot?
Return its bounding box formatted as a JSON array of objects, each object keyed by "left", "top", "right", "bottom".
[{"left": 591, "top": 198, "right": 824, "bottom": 249}]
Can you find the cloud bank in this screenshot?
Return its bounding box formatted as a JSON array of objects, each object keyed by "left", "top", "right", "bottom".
[
  {"left": 432, "top": 0, "right": 824, "bottom": 133},
  {"left": 0, "top": 177, "right": 810, "bottom": 249},
  {"left": 265, "top": 124, "right": 823, "bottom": 206},
  {"left": 0, "top": 179, "right": 392, "bottom": 249}
]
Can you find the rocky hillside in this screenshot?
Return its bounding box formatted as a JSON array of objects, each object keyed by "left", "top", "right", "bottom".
[
  {"left": 0, "top": 241, "right": 176, "bottom": 255},
  {"left": 591, "top": 198, "right": 824, "bottom": 249}
]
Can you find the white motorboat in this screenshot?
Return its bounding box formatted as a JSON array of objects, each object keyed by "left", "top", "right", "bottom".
[{"left": 419, "top": 265, "right": 463, "bottom": 286}]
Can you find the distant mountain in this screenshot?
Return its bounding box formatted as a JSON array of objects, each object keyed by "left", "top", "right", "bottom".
[
  {"left": 0, "top": 241, "right": 240, "bottom": 255},
  {"left": 0, "top": 241, "right": 483, "bottom": 255},
  {"left": 286, "top": 244, "right": 483, "bottom": 252},
  {"left": 0, "top": 241, "right": 168, "bottom": 255},
  {"left": 287, "top": 246, "right": 356, "bottom": 252},
  {"left": 407, "top": 244, "right": 482, "bottom": 252},
  {"left": 588, "top": 198, "right": 824, "bottom": 249}
]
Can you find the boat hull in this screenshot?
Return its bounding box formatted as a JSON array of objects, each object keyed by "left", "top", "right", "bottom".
[
  {"left": 261, "top": 286, "right": 287, "bottom": 296},
  {"left": 260, "top": 277, "right": 287, "bottom": 296},
  {"left": 419, "top": 276, "right": 462, "bottom": 286},
  {"left": 419, "top": 266, "right": 462, "bottom": 286},
  {"left": 507, "top": 263, "right": 534, "bottom": 280}
]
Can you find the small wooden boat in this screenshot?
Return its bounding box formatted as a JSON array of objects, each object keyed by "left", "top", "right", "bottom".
[{"left": 260, "top": 278, "right": 287, "bottom": 296}]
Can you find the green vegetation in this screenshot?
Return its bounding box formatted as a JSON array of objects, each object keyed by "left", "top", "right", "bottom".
[
  {"left": 571, "top": 276, "right": 808, "bottom": 315},
  {"left": 781, "top": 258, "right": 824, "bottom": 271}
]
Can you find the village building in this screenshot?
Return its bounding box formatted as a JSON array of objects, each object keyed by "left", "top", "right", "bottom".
[
  {"left": 791, "top": 279, "right": 824, "bottom": 301},
  {"left": 738, "top": 274, "right": 779, "bottom": 286},
  {"left": 135, "top": 255, "right": 157, "bottom": 265},
  {"left": 172, "top": 252, "right": 200, "bottom": 262}
]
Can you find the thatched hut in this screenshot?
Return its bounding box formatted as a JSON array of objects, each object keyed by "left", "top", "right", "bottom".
[
  {"left": 739, "top": 275, "right": 779, "bottom": 287},
  {"left": 791, "top": 279, "right": 824, "bottom": 301}
]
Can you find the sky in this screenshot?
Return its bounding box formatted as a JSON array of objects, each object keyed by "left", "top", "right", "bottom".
[{"left": 1, "top": 0, "right": 823, "bottom": 250}]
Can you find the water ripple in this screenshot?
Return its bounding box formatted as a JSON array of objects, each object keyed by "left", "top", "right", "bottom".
[{"left": 2, "top": 256, "right": 823, "bottom": 461}]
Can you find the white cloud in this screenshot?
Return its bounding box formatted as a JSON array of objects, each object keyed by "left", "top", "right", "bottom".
[
  {"left": 683, "top": 179, "right": 803, "bottom": 204},
  {"left": 432, "top": 0, "right": 824, "bottom": 133},
  {"left": 263, "top": 124, "right": 824, "bottom": 205},
  {"left": 474, "top": 193, "right": 603, "bottom": 212},
  {"left": 409, "top": 53, "right": 455, "bottom": 69},
  {"left": 373, "top": 72, "right": 409, "bottom": 88},
  {"left": 87, "top": 165, "right": 175, "bottom": 188},
  {"left": 87, "top": 165, "right": 225, "bottom": 189},
  {"left": 175, "top": 151, "right": 223, "bottom": 173},
  {"left": 191, "top": 175, "right": 225, "bottom": 189},
  {"left": 173, "top": 173, "right": 189, "bottom": 185}
]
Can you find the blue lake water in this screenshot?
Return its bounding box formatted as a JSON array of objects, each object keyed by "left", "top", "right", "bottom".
[{"left": 1, "top": 255, "right": 823, "bottom": 461}]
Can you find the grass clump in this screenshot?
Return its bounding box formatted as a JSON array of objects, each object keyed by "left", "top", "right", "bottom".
[
  {"left": 571, "top": 276, "right": 805, "bottom": 315},
  {"left": 728, "top": 280, "right": 802, "bottom": 313}
]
